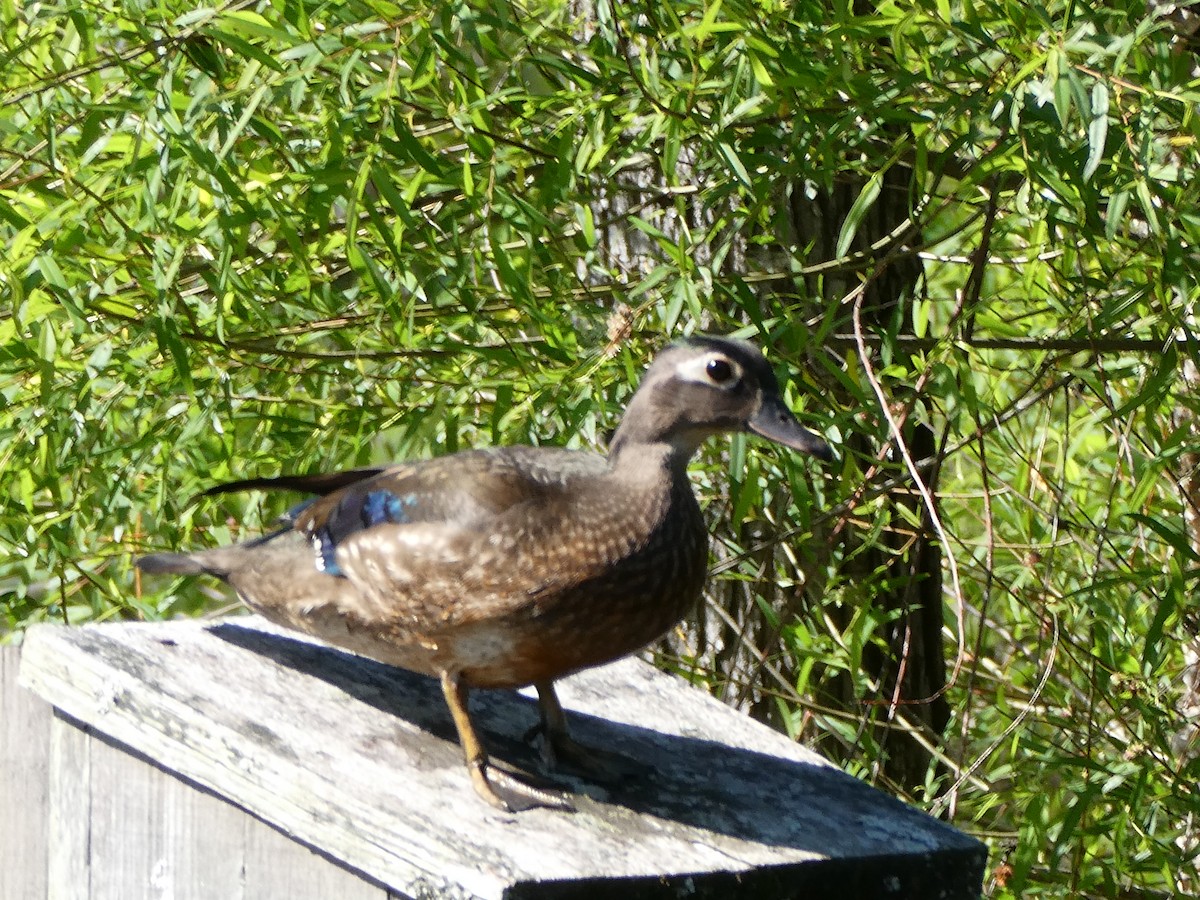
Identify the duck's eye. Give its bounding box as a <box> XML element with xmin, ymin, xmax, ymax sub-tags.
<box><xmin>706</xmin><ymin>357</ymin><xmax>734</xmax><ymax>383</ymax></box>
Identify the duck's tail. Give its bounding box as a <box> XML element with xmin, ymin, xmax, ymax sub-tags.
<box><xmin>136</xmin><ymin>551</ymin><xmax>214</xmax><ymax>577</ymax></box>
<box><xmin>136</xmin><ymin>529</ymin><xmax>290</xmax><ymax>580</ymax></box>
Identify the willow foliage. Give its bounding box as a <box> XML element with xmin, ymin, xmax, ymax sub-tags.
<box><xmin>3</xmin><ymin>1</ymin><xmax>1198</xmax><ymax>895</ymax></box>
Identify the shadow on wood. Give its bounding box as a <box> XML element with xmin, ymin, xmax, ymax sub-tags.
<box><xmin>208</xmin><ymin>621</ymin><xmax>939</xmax><ymax>851</ymax></box>
<box><xmin>9</xmin><ymin>616</ymin><xmax>987</xmax><ymax>899</ymax></box>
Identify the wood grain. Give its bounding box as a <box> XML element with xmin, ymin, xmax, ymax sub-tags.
<box><xmin>14</xmin><ymin>617</ymin><xmax>987</xmax><ymax>899</ymax></box>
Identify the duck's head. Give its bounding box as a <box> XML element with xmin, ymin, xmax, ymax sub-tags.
<box><xmin>609</xmin><ymin>336</ymin><xmax>833</xmax><ymax>465</ymax></box>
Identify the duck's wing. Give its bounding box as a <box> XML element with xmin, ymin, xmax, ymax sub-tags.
<box><xmin>137</xmin><ymin>451</ymin><xmax>531</xmax><ymax>578</ymax></box>
<box><xmin>300</xmin><ymin>447</ymin><xmax>620</xmax><ymax>628</ymax></box>
<box><xmin>286</xmin><ymin>449</ymin><xmax>593</xmax><ymax>571</ymax></box>
<box><xmin>139</xmin><ymin>447</ymin><xmax>612</xmax><ymax>631</ymax></box>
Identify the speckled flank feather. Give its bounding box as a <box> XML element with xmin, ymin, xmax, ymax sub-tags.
<box><xmin>137</xmin><ymin>336</ymin><xmax>831</xmax><ymax>810</ymax></box>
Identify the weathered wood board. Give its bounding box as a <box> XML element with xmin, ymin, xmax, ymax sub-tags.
<box><xmin>1</xmin><ymin>646</ymin><xmax>51</xmax><ymax>900</ymax></box>
<box><xmin>17</xmin><ymin>616</ymin><xmax>986</xmax><ymax>899</ymax></box>
<box><xmin>1</xmin><ymin>644</ymin><xmax>392</xmax><ymax>900</ymax></box>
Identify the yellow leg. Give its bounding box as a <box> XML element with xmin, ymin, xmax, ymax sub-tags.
<box><xmin>533</xmin><ymin>681</ymin><xmax>650</xmax><ymax>782</ymax></box>
<box><xmin>536</xmin><ymin>679</ymin><xmax>570</xmax><ymax>739</ymax></box>
<box><xmin>440</xmin><ymin>671</ymin><xmax>574</xmax><ymax>812</ymax></box>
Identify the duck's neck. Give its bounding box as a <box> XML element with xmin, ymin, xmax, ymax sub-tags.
<box><xmin>607</xmin><ymin>426</ymin><xmax>703</xmax><ymax>481</ymax></box>
<box><xmin>606</xmin><ymin>384</ymin><xmax>710</xmax><ymax>478</ymax></box>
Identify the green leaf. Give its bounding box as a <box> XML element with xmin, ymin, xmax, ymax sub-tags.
<box><xmin>579</xmin><ymin>203</ymin><xmax>595</xmax><ymax>248</ymax></box>
<box><xmin>389</xmin><ymin>119</ymin><xmax>447</xmax><ymax>177</ymax></box>
<box><xmin>1082</xmin><ymin>82</ymin><xmax>1108</xmax><ymax>183</ymax></box>
<box><xmin>715</xmin><ymin>140</ymin><xmax>753</xmax><ymax>189</ymax></box>
<box><xmin>1141</xmin><ymin>584</ymin><xmax>1178</xmax><ymax>672</ymax></box>
<box><xmin>152</xmin><ymin>317</ymin><xmax>194</xmax><ymax>395</ymax></box>
<box><xmin>1105</xmin><ymin>190</ymin><xmax>1129</xmax><ymax>240</ymax></box>
<box><xmin>835</xmin><ymin>172</ymin><xmax>882</xmax><ymax>258</ymax></box>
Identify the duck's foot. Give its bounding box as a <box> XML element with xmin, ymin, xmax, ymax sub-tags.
<box><xmin>441</xmin><ymin>670</ymin><xmax>576</xmax><ymax>813</ymax></box>
<box><xmin>528</xmin><ymin>681</ymin><xmax>653</xmax><ymax>784</ymax></box>
<box><xmin>466</xmin><ymin>758</ymin><xmax>575</xmax><ymax>813</ymax></box>
<box><xmin>528</xmin><ymin>726</ymin><xmax>652</xmax><ymax>783</ymax></box>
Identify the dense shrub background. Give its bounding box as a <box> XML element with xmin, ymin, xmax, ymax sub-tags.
<box><xmin>3</xmin><ymin>1</ymin><xmax>1199</xmax><ymax>895</ymax></box>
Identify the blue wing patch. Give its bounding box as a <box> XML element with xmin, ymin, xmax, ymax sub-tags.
<box><xmin>311</xmin><ymin>490</ymin><xmax>417</xmax><ymax>577</ymax></box>
<box><xmin>361</xmin><ymin>490</ymin><xmax>416</xmax><ymax>527</ymax></box>
<box><xmin>312</xmin><ymin>531</ymin><xmax>343</xmax><ymax>576</ymax></box>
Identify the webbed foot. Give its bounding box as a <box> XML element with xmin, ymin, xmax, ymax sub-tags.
<box><xmin>441</xmin><ymin>670</ymin><xmax>576</xmax><ymax>812</ymax></box>
<box><xmin>466</xmin><ymin>759</ymin><xmax>575</xmax><ymax>813</ymax></box>
<box><xmin>528</xmin><ymin>681</ymin><xmax>653</xmax><ymax>784</ymax></box>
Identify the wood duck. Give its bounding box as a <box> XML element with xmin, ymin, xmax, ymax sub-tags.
<box><xmin>138</xmin><ymin>336</ymin><xmax>831</xmax><ymax>811</ymax></box>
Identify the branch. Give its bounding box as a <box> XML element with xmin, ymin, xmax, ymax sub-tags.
<box><xmin>826</xmin><ymin>334</ymin><xmax>1180</xmax><ymax>354</ymax></box>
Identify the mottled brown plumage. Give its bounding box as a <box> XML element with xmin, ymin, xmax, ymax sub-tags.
<box><xmin>138</xmin><ymin>336</ymin><xmax>831</xmax><ymax>811</ymax></box>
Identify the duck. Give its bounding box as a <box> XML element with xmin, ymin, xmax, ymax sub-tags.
<box><xmin>137</xmin><ymin>336</ymin><xmax>832</xmax><ymax>811</ymax></box>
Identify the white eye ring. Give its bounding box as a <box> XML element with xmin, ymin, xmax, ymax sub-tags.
<box><xmin>675</xmin><ymin>353</ymin><xmax>743</xmax><ymax>390</ymax></box>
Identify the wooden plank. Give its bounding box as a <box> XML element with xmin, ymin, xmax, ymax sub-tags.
<box><xmin>78</xmin><ymin>722</ymin><xmax>388</xmax><ymax>900</ymax></box>
<box><xmin>237</xmin><ymin>809</ymin><xmax>394</xmax><ymax>900</ymax></box>
<box><xmin>0</xmin><ymin>645</ymin><xmax>52</xmax><ymax>900</ymax></box>
<box><xmin>47</xmin><ymin>710</ymin><xmax>91</xmax><ymax>900</ymax></box>
<box><xmin>4</xmin><ymin>644</ymin><xmax>390</xmax><ymax>900</ymax></box>
<box><xmin>19</xmin><ymin>616</ymin><xmax>987</xmax><ymax>899</ymax></box>
<box><xmin>6</xmin><ymin>644</ymin><xmax>421</xmax><ymax>900</ymax></box>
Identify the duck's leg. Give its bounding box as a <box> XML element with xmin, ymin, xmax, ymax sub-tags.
<box><xmin>531</xmin><ymin>680</ymin><xmax>651</xmax><ymax>782</ymax></box>
<box><xmin>439</xmin><ymin>671</ymin><xmax>574</xmax><ymax>812</ymax></box>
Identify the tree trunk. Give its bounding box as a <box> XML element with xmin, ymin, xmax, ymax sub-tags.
<box><xmin>788</xmin><ymin>167</ymin><xmax>950</xmax><ymax>790</ymax></box>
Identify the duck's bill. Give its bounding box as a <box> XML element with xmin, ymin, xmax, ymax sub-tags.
<box><xmin>748</xmin><ymin>396</ymin><xmax>833</xmax><ymax>461</ymax></box>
